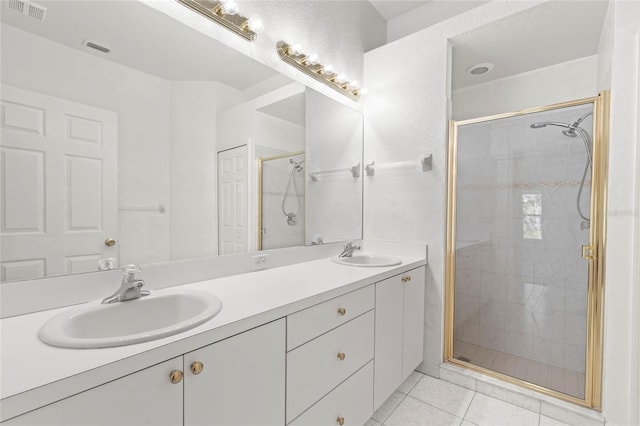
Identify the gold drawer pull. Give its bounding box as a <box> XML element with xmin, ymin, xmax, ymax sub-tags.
<box><xmin>337</xmin><ymin>417</ymin><xmax>345</xmax><ymax>425</ymax></box>
<box><xmin>337</xmin><ymin>307</ymin><xmax>346</xmax><ymax>316</ymax></box>
<box><xmin>191</xmin><ymin>361</ymin><xmax>204</xmax><ymax>375</ymax></box>
<box><xmin>401</xmin><ymin>275</ymin><xmax>412</xmax><ymax>283</ymax></box>
<box><xmin>337</xmin><ymin>352</ymin><xmax>346</xmax><ymax>361</ymax></box>
<box><xmin>169</xmin><ymin>370</ymin><xmax>183</xmax><ymax>384</ymax></box>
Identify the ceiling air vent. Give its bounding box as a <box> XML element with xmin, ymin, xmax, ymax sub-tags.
<box><xmin>5</xmin><ymin>0</ymin><xmax>47</xmax><ymax>22</ymax></box>
<box><xmin>83</xmin><ymin>40</ymin><xmax>111</xmax><ymax>54</ymax></box>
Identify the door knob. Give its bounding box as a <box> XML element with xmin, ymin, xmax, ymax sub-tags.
<box><xmin>104</xmin><ymin>238</ymin><xmax>117</xmax><ymax>247</ymax></box>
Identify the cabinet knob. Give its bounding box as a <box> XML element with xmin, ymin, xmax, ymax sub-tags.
<box><xmin>191</xmin><ymin>361</ymin><xmax>204</xmax><ymax>375</ymax></box>
<box><xmin>169</xmin><ymin>370</ymin><xmax>183</xmax><ymax>384</ymax></box>
<box><xmin>104</xmin><ymin>238</ymin><xmax>116</xmax><ymax>247</ymax></box>
<box><xmin>337</xmin><ymin>352</ymin><xmax>346</xmax><ymax>361</ymax></box>
<box><xmin>337</xmin><ymin>416</ymin><xmax>345</xmax><ymax>425</ymax></box>
<box><xmin>337</xmin><ymin>307</ymin><xmax>346</xmax><ymax>316</ymax></box>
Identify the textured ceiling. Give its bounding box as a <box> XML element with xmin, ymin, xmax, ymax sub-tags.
<box><xmin>452</xmin><ymin>1</ymin><xmax>610</xmax><ymax>89</ymax></box>
<box><xmin>368</xmin><ymin>0</ymin><xmax>431</xmax><ymax>20</ymax></box>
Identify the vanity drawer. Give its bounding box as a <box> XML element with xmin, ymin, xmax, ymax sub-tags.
<box><xmin>289</xmin><ymin>361</ymin><xmax>373</xmax><ymax>426</ymax></box>
<box><xmin>286</xmin><ymin>310</ymin><xmax>374</xmax><ymax>423</ymax></box>
<box><xmin>287</xmin><ymin>285</ymin><xmax>374</xmax><ymax>350</ymax></box>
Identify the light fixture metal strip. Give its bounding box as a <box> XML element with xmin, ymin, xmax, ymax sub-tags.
<box><xmin>276</xmin><ymin>41</ymin><xmax>360</xmax><ymax>101</ymax></box>
<box><xmin>176</xmin><ymin>0</ymin><xmax>256</xmax><ymax>41</ymax></box>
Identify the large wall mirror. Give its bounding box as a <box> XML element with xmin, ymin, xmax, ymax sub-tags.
<box><xmin>0</xmin><ymin>0</ymin><xmax>363</xmax><ymax>283</ymax></box>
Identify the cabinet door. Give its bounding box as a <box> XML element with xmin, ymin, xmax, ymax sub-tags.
<box><xmin>403</xmin><ymin>266</ymin><xmax>426</xmax><ymax>379</ymax></box>
<box><xmin>373</xmin><ymin>274</ymin><xmax>404</xmax><ymax>410</ymax></box>
<box><xmin>5</xmin><ymin>358</ymin><xmax>183</xmax><ymax>426</ymax></box>
<box><xmin>184</xmin><ymin>318</ymin><xmax>286</xmax><ymax>426</ymax></box>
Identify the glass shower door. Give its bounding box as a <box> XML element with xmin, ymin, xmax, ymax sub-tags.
<box><xmin>446</xmin><ymin>96</ymin><xmax>608</xmax><ymax>406</ymax></box>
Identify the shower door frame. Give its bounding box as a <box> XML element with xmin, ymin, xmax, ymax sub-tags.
<box><xmin>257</xmin><ymin>151</ymin><xmax>305</xmax><ymax>251</ymax></box>
<box><xmin>444</xmin><ymin>91</ymin><xmax>610</xmax><ymax>409</ymax></box>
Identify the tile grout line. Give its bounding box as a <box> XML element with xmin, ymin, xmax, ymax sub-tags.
<box><xmin>461</xmin><ymin>390</ymin><xmax>478</xmax><ymax>423</ymax></box>
<box><xmin>381</xmin><ymin>391</ymin><xmax>408</xmax><ymax>424</ymax></box>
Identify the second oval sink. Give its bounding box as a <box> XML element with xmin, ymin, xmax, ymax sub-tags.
<box><xmin>332</xmin><ymin>253</ymin><xmax>402</xmax><ymax>267</ymax></box>
<box><xmin>39</xmin><ymin>289</ymin><xmax>222</xmax><ymax>349</ymax></box>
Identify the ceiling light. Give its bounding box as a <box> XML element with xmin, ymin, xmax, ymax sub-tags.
<box><xmin>276</xmin><ymin>41</ymin><xmax>361</xmax><ymax>101</ymax></box>
<box><xmin>466</xmin><ymin>63</ymin><xmax>494</xmax><ymax>76</ymax></box>
<box><xmin>177</xmin><ymin>0</ymin><xmax>259</xmax><ymax>41</ymax></box>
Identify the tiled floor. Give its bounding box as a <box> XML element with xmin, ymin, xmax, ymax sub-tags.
<box><xmin>454</xmin><ymin>341</ymin><xmax>585</xmax><ymax>399</ymax></box>
<box><xmin>367</xmin><ymin>372</ymin><xmax>576</xmax><ymax>426</ymax></box>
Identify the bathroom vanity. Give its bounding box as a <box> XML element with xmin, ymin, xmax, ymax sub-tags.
<box><xmin>0</xmin><ymin>255</ymin><xmax>426</xmax><ymax>425</ymax></box>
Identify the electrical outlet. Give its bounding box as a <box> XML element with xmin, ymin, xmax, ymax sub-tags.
<box><xmin>251</xmin><ymin>254</ymin><xmax>270</xmax><ymax>270</ymax></box>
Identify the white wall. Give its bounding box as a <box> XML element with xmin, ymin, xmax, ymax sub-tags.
<box><xmin>386</xmin><ymin>1</ymin><xmax>490</xmax><ymax>43</ymax></box>
<box><xmin>452</xmin><ymin>55</ymin><xmax>598</xmax><ymax>120</ymax></box>
<box><xmin>364</xmin><ymin>1</ymin><xmax>548</xmax><ymax>377</ymax></box>
<box><xmin>598</xmin><ymin>1</ymin><xmax>640</xmax><ymax>424</ymax></box>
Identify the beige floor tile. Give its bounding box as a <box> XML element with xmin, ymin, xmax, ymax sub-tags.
<box><xmin>409</xmin><ymin>375</ymin><xmax>475</xmax><ymax>418</ymax></box>
<box><xmin>386</xmin><ymin>397</ymin><xmax>463</xmax><ymax>426</ymax></box>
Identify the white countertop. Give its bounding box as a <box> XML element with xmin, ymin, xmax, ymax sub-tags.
<box><xmin>0</xmin><ymin>255</ymin><xmax>425</xmax><ymax>421</ymax></box>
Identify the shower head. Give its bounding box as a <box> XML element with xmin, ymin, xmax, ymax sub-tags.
<box><xmin>530</xmin><ymin>122</ymin><xmax>548</xmax><ymax>129</ymax></box>
<box><xmin>289</xmin><ymin>158</ymin><xmax>305</xmax><ymax>172</ymax></box>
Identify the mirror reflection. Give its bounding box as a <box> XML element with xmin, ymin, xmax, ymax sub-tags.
<box><xmin>0</xmin><ymin>0</ymin><xmax>363</xmax><ymax>283</ymax></box>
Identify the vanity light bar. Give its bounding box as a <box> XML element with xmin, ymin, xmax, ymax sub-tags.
<box><xmin>176</xmin><ymin>0</ymin><xmax>259</xmax><ymax>41</ymax></box>
<box><xmin>276</xmin><ymin>41</ymin><xmax>361</xmax><ymax>101</ymax></box>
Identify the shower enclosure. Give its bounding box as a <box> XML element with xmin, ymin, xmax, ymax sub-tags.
<box><xmin>445</xmin><ymin>93</ymin><xmax>609</xmax><ymax>408</ymax></box>
<box><xmin>258</xmin><ymin>152</ymin><xmax>305</xmax><ymax>250</ymax></box>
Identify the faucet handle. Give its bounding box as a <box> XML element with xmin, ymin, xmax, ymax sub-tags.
<box><xmin>122</xmin><ymin>264</ymin><xmax>141</xmax><ymax>281</ymax></box>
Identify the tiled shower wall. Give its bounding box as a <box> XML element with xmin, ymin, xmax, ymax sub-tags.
<box><xmin>454</xmin><ymin>105</ymin><xmax>593</xmax><ymax>374</ymax></box>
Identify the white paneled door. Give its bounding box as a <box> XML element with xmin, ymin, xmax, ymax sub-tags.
<box><xmin>0</xmin><ymin>85</ymin><xmax>117</xmax><ymax>282</ymax></box>
<box><xmin>217</xmin><ymin>145</ymin><xmax>248</xmax><ymax>255</ymax></box>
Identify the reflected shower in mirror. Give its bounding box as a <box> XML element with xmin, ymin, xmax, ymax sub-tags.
<box><xmin>0</xmin><ymin>0</ymin><xmax>363</xmax><ymax>283</ymax></box>
<box><xmin>259</xmin><ymin>153</ymin><xmax>306</xmax><ymax>250</ymax></box>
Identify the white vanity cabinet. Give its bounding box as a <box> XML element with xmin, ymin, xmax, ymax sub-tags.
<box><xmin>184</xmin><ymin>318</ymin><xmax>285</xmax><ymax>425</ymax></box>
<box><xmin>5</xmin><ymin>319</ymin><xmax>286</xmax><ymax>426</ymax></box>
<box><xmin>286</xmin><ymin>285</ymin><xmax>375</xmax><ymax>425</ymax></box>
<box><xmin>4</xmin><ymin>357</ymin><xmax>184</xmax><ymax>426</ymax></box>
<box><xmin>373</xmin><ymin>266</ymin><xmax>426</xmax><ymax>410</ymax></box>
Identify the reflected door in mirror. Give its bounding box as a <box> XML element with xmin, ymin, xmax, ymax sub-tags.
<box><xmin>0</xmin><ymin>85</ymin><xmax>118</xmax><ymax>282</ymax></box>
<box><xmin>217</xmin><ymin>146</ymin><xmax>248</xmax><ymax>255</ymax></box>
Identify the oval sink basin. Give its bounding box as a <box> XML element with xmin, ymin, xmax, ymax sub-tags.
<box><xmin>39</xmin><ymin>289</ymin><xmax>222</xmax><ymax>349</ymax></box>
<box><xmin>332</xmin><ymin>253</ymin><xmax>402</xmax><ymax>267</ymax></box>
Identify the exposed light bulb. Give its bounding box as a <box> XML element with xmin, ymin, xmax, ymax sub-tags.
<box><xmin>220</xmin><ymin>0</ymin><xmax>238</xmax><ymax>15</ymax></box>
<box><xmin>247</xmin><ymin>16</ymin><xmax>264</xmax><ymax>33</ymax></box>
<box><xmin>348</xmin><ymin>80</ymin><xmax>359</xmax><ymax>89</ymax></box>
<box><xmin>292</xmin><ymin>44</ymin><xmax>303</xmax><ymax>55</ymax></box>
<box><xmin>336</xmin><ymin>74</ymin><xmax>347</xmax><ymax>83</ymax></box>
<box><xmin>360</xmin><ymin>88</ymin><xmax>369</xmax><ymax>96</ymax></box>
<box><xmin>323</xmin><ymin>64</ymin><xmax>333</xmax><ymax>74</ymax></box>
<box><xmin>307</xmin><ymin>53</ymin><xmax>319</xmax><ymax>64</ymax></box>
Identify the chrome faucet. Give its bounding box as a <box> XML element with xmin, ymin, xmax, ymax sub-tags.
<box><xmin>102</xmin><ymin>264</ymin><xmax>150</xmax><ymax>304</ymax></box>
<box><xmin>338</xmin><ymin>240</ymin><xmax>361</xmax><ymax>258</ymax></box>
